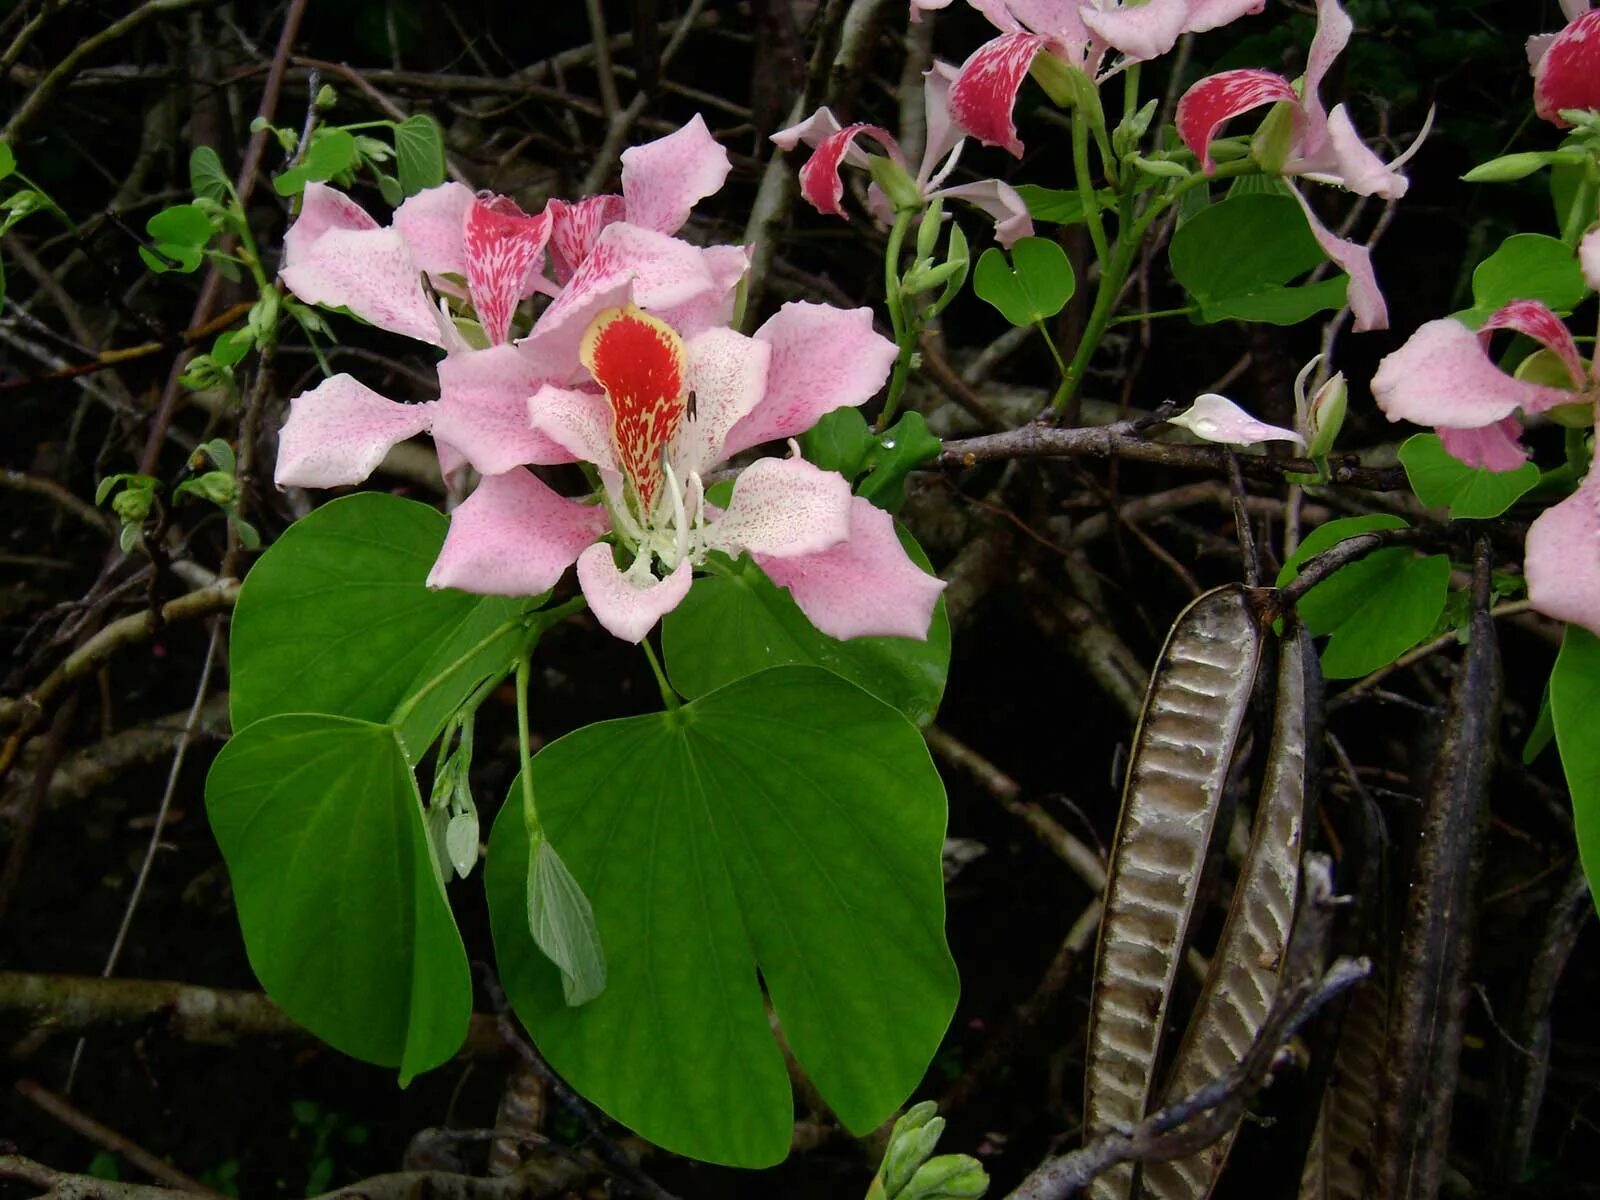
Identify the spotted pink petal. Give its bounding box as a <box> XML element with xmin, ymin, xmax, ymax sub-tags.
<box><xmin>770</xmin><ymin>107</ymin><xmax>848</xmax><ymax>155</ymax></box>
<box><xmin>949</xmin><ymin>33</ymin><xmax>1048</xmax><ymax>158</ymax></box>
<box><xmin>464</xmin><ymin>195</ymin><xmax>552</xmax><ymax>346</ymax></box>
<box><xmin>429</xmin><ymin>345</ymin><xmax>572</xmax><ymax>476</ymax></box>
<box><xmin>1526</xmin><ymin>471</ymin><xmax>1600</xmax><ymax>636</ymax></box>
<box><xmin>576</xmin><ymin>546</ymin><xmax>694</xmax><ymax>642</ymax></box>
<box><xmin>1082</xmin><ymin>0</ymin><xmax>1191</xmax><ymax>62</ymax></box>
<box><xmin>280</xmin><ymin>227</ymin><xmax>443</xmax><ymax>345</ymax></box>
<box><xmin>1480</xmin><ymin>299</ymin><xmax>1588</xmax><ymax>391</ymax></box>
<box><xmin>796</xmin><ymin>123</ymin><xmax>904</xmax><ymax>220</ymax></box>
<box><xmin>436</xmin><ymin>438</ymin><xmax>469</xmax><ymax>492</ymax></box>
<box><xmin>1315</xmin><ymin>104</ymin><xmax>1408</xmax><ymax>199</ymax></box>
<box><xmin>1439</xmin><ymin>418</ymin><xmax>1529</xmax><ymax>472</ymax></box>
<box><xmin>1168</xmin><ymin>393</ymin><xmax>1306</xmax><ymax>448</ymax></box>
<box><xmin>527</xmin><ymin>384</ymin><xmax>618</xmax><ymax>472</ymax></box>
<box><xmin>757</xmin><ymin>496</ymin><xmax>946</xmax><ymax>641</ymax></box>
<box><xmin>1535</xmin><ymin>10</ymin><xmax>1600</xmax><ymax>126</ymax></box>
<box><xmin>931</xmin><ymin>180</ymin><xmax>1035</xmax><ymax>248</ymax></box>
<box><xmin>551</xmin><ymin>222</ymin><xmax>716</xmax><ymax>318</ymax></box>
<box><xmin>706</xmin><ymin>457</ymin><xmax>853</xmax><ymax>559</ymax></box>
<box><xmin>1287</xmin><ymin>185</ymin><xmax>1388</xmax><ymax>332</ymax></box>
<box><xmin>1301</xmin><ymin>0</ymin><xmax>1354</xmax><ymax>150</ymax></box>
<box><xmin>427</xmin><ymin>469</ymin><xmax>607</xmax><ymax>597</ymax></box>
<box><xmin>723</xmin><ymin>302</ymin><xmax>898</xmax><ymax>458</ymax></box>
<box><xmin>1372</xmin><ymin>318</ymin><xmax>1576</xmax><ymax>429</ymax></box>
<box><xmin>671</xmin><ymin>327</ymin><xmax>772</xmax><ymax>479</ymax></box>
<box><xmin>1583</xmin><ymin>226</ymin><xmax>1600</xmax><ymax>293</ymax></box>
<box><xmin>546</xmin><ymin>194</ymin><xmax>628</xmax><ymax>284</ymax></box>
<box><xmin>392</xmin><ymin>182</ymin><xmax>473</xmax><ymax>277</ymax></box>
<box><xmin>619</xmin><ymin>114</ymin><xmax>732</xmax><ymax>236</ymax></box>
<box><xmin>652</xmin><ymin>243</ymin><xmax>752</xmax><ymax>340</ymax></box>
<box><xmin>1176</xmin><ymin>70</ymin><xmax>1298</xmax><ymax>175</ymax></box>
<box><xmin>520</xmin><ymin>272</ymin><xmax>637</xmax><ymax>387</ymax></box>
<box><xmin>274</xmin><ymin>374</ymin><xmax>433</xmax><ymax>489</ymax></box>
<box><xmin>1185</xmin><ymin>0</ymin><xmax>1269</xmax><ymax>33</ymax></box>
<box><xmin>282</xmin><ymin>183</ymin><xmax>379</xmax><ymax>271</ymax></box>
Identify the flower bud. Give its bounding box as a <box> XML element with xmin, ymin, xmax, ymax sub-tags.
<box><xmin>1305</xmin><ymin>372</ymin><xmax>1348</xmax><ymax>458</ymax></box>
<box><xmin>916</xmin><ymin>198</ymin><xmax>946</xmax><ymax>261</ymax></box>
<box><xmin>315</xmin><ymin>84</ymin><xmax>339</xmax><ymax>110</ymax></box>
<box><xmin>904</xmin><ymin>1154</ymin><xmax>989</xmax><ymax>1199</ymax></box>
<box><xmin>868</xmin><ymin>155</ymin><xmax>924</xmax><ymax>214</ymax></box>
<box><xmin>1250</xmin><ymin>99</ymin><xmax>1298</xmax><ymax>175</ymax></box>
<box><xmin>112</xmin><ymin>487</ymin><xmax>153</xmax><ymax>524</ymax></box>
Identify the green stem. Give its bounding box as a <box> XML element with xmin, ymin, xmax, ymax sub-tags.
<box><xmin>1072</xmin><ymin>107</ymin><xmax>1110</xmax><ymax>264</ymax></box>
<box><xmin>640</xmin><ymin>637</ymin><xmax>680</xmax><ymax>711</ymax></box>
<box><xmin>1110</xmin><ymin>305</ymin><xmax>1199</xmax><ymax>324</ymax></box>
<box><xmin>515</xmin><ymin>653</ymin><xmax>541</xmax><ymax>836</ymax></box>
<box><xmin>388</xmin><ymin>617</ymin><xmax>523</xmax><ymax>734</ymax></box>
<box><xmin>878</xmin><ymin>210</ymin><xmax>917</xmax><ymax>430</ymax></box>
<box><xmin>1561</xmin><ymin>164</ymin><xmax>1598</xmax><ymax>247</ymax></box>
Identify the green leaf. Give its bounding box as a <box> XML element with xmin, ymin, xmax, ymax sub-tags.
<box><xmin>273</xmin><ymin>128</ymin><xmax>361</xmax><ymax>197</ymax></box>
<box><xmin>1169</xmin><ymin>193</ymin><xmax>1349</xmax><ymax>325</ymax></box>
<box><xmin>146</xmin><ymin>204</ymin><xmax>214</xmax><ymax>248</ymax></box>
<box><xmin>1552</xmin><ymin>626</ymin><xmax>1600</xmax><ymax>914</ymax></box>
<box><xmin>0</xmin><ymin>141</ymin><xmax>14</xmax><ymax>180</ymax></box>
<box><xmin>1524</xmin><ymin>679</ymin><xmax>1554</xmax><ymax>766</ymax></box>
<box><xmin>394</xmin><ymin>114</ymin><xmax>446</xmax><ymax>197</ymax></box>
<box><xmin>973</xmin><ymin>237</ymin><xmax>1075</xmax><ymax>327</ymax></box>
<box><xmin>228</xmin><ymin>493</ymin><xmax>527</xmax><ymax>760</ymax></box>
<box><xmin>189</xmin><ymin>146</ymin><xmax>232</xmax><ymax>203</ymax></box>
<box><xmin>661</xmin><ymin>534</ymin><xmax>950</xmax><ymax>724</ymax></box>
<box><xmin>1276</xmin><ymin>514</ymin><xmax>1410</xmax><ymax>585</ymax></box>
<box><xmin>1469</xmin><ymin>233</ymin><xmax>1588</xmax><ymax>315</ymax></box>
<box><xmin>858</xmin><ymin>412</ymin><xmax>942</xmax><ymax>512</ymax></box>
<box><xmin>485</xmin><ymin>667</ymin><xmax>956</xmax><ymax>1166</ymax></box>
<box><xmin>524</xmin><ymin>832</ymin><xmax>607</xmax><ymax>1006</ymax></box>
<box><xmin>1398</xmin><ymin>433</ymin><xmax>1540</xmax><ymax>519</ymax></box>
<box><xmin>205</xmin><ymin>714</ymin><xmax>472</xmax><ymax>1081</ymax></box>
<box><xmin>1012</xmin><ymin>184</ymin><xmax>1115</xmax><ymax>225</ymax></box>
<box><xmin>376</xmin><ymin>173</ymin><xmax>404</xmax><ymax>209</ymax></box>
<box><xmin>801</xmin><ymin>407</ymin><xmax>875</xmax><ymax>481</ymax></box>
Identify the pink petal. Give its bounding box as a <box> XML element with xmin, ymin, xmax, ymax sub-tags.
<box><xmin>1287</xmin><ymin>185</ymin><xmax>1388</xmax><ymax>332</ymax></box>
<box><xmin>427</xmin><ymin>469</ymin><xmax>607</xmax><ymax>596</ymax></box>
<box><xmin>651</xmin><ymin>243</ymin><xmax>752</xmax><ymax>340</ymax></box>
<box><xmin>546</xmin><ymin>194</ymin><xmax>627</xmax><ymax>284</ymax></box>
<box><xmin>1176</xmin><ymin>70</ymin><xmax>1298</xmax><ymax>175</ymax></box>
<box><xmin>910</xmin><ymin>0</ymin><xmax>957</xmax><ymax>19</ymax></box>
<box><xmin>520</xmin><ymin>273</ymin><xmax>637</xmax><ymax>386</ymax></box>
<box><xmin>464</xmin><ymin>195</ymin><xmax>552</xmax><ymax>346</ymax></box>
<box><xmin>1302</xmin><ymin>0</ymin><xmax>1354</xmax><ymax>146</ymax></box>
<box><xmin>770</xmin><ymin>107</ymin><xmax>848</xmax><ymax>155</ymax></box>
<box><xmin>1480</xmin><ymin>299</ymin><xmax>1589</xmax><ymax>391</ymax></box>
<box><xmin>920</xmin><ymin>63</ymin><xmax>965</xmax><ymax>186</ymax></box>
<box><xmin>949</xmin><ymin>33</ymin><xmax>1047</xmax><ymax>158</ymax></box>
<box><xmin>576</xmin><ymin>546</ymin><xmax>694</xmax><ymax>643</ymax></box>
<box><xmin>1528</xmin><ymin>32</ymin><xmax>1559</xmax><ymax>73</ymax></box>
<box><xmin>274</xmin><ymin>374</ymin><xmax>433</xmax><ymax>489</ymax></box>
<box><xmin>1439</xmin><ymin>418</ymin><xmax>1529</xmax><ymax>472</ymax></box>
<box><xmin>757</xmin><ymin>496</ymin><xmax>946</xmax><ymax>641</ymax></box>
<box><xmin>1372</xmin><ymin>318</ymin><xmax>1575</xmax><ymax>429</ymax></box>
<box><xmin>282</xmin><ymin>183</ymin><xmax>378</xmax><ymax>271</ymax></box>
<box><xmin>1583</xmin><ymin>226</ymin><xmax>1600</xmax><ymax>293</ymax></box>
<box><xmin>1535</xmin><ymin>10</ymin><xmax>1600</xmax><ymax>126</ymax></box>
<box><xmin>672</xmin><ymin>328</ymin><xmax>772</xmax><ymax>478</ymax></box>
<box><xmin>430</xmin><ymin>345</ymin><xmax>571</xmax><ymax>476</ymax></box>
<box><xmin>527</xmin><ymin>384</ymin><xmax>619</xmax><ymax>472</ymax></box>
<box><xmin>280</xmin><ymin>227</ymin><xmax>443</xmax><ymax>346</ymax></box>
<box><xmin>931</xmin><ymin>180</ymin><xmax>1035</xmax><ymax>248</ymax></box>
<box><xmin>706</xmin><ymin>457</ymin><xmax>853</xmax><ymax>558</ymax></box>
<box><xmin>724</xmin><ymin>302</ymin><xmax>898</xmax><ymax>458</ymax></box>
<box><xmin>392</xmin><ymin>182</ymin><xmax>473</xmax><ymax>277</ymax></box>
<box><xmin>1563</xmin><ymin>0</ymin><xmax>1593</xmax><ymax>22</ymax></box>
<box><xmin>1184</xmin><ymin>0</ymin><xmax>1268</xmax><ymax>33</ymax></box>
<box><xmin>1526</xmin><ymin>472</ymin><xmax>1600</xmax><ymax>636</ymax></box>
<box><xmin>436</xmin><ymin>438</ymin><xmax>468</xmax><ymax>492</ymax></box>
<box><xmin>797</xmin><ymin>123</ymin><xmax>904</xmax><ymax>220</ymax></box>
<box><xmin>1082</xmin><ymin>0</ymin><xmax>1191</xmax><ymax>62</ymax></box>
<box><xmin>619</xmin><ymin>114</ymin><xmax>732</xmax><ymax>236</ymax></box>
<box><xmin>554</xmin><ymin>222</ymin><xmax>716</xmax><ymax>316</ymax></box>
<box><xmin>1168</xmin><ymin>392</ymin><xmax>1306</xmax><ymax>448</ymax></box>
<box><xmin>1316</xmin><ymin>104</ymin><xmax>1408</xmax><ymax>199</ymax></box>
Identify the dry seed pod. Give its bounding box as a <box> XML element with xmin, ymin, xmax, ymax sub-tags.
<box><xmin>1298</xmin><ymin>958</ymin><xmax>1389</xmax><ymax>1200</ymax></box>
<box><xmin>1141</xmin><ymin>622</ymin><xmax>1315</xmax><ymax>1200</ymax></box>
<box><xmin>1084</xmin><ymin>585</ymin><xmax>1266</xmax><ymax>1200</ymax></box>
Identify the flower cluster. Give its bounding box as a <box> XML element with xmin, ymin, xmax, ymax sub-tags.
<box><xmin>273</xmin><ymin>116</ymin><xmax>945</xmax><ymax>644</ymax></box>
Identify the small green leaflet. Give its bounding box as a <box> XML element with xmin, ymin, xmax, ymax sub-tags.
<box><xmin>0</xmin><ymin>141</ymin><xmax>15</xmax><ymax>180</ymax></box>
<box><xmin>273</xmin><ymin>128</ymin><xmax>360</xmax><ymax>197</ymax></box>
<box><xmin>524</xmin><ymin>827</ymin><xmax>607</xmax><ymax>1006</ymax></box>
<box><xmin>1466</xmin><ymin>233</ymin><xmax>1589</xmax><ymax>319</ymax></box>
<box><xmin>393</xmin><ymin>114</ymin><xmax>446</xmax><ymax>197</ymax></box>
<box><xmin>189</xmin><ymin>145</ymin><xmax>232</xmax><ymax>203</ymax></box>
<box><xmin>973</xmin><ymin>236</ymin><xmax>1075</xmax><ymax>327</ymax></box>
<box><xmin>1013</xmin><ymin>184</ymin><xmax>1115</xmax><ymax>225</ymax></box>
<box><xmin>140</xmin><ymin>204</ymin><xmax>214</xmax><ymax>274</ymax></box>
<box><xmin>1398</xmin><ymin>433</ymin><xmax>1540</xmax><ymax>519</ymax></box>
<box><xmin>1551</xmin><ymin>626</ymin><xmax>1600</xmax><ymax>914</ymax></box>
<box><xmin>799</xmin><ymin>408</ymin><xmax>943</xmax><ymax>513</ymax></box>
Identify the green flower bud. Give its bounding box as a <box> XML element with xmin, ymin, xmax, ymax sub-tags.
<box><xmin>1305</xmin><ymin>371</ymin><xmax>1347</xmax><ymax>459</ymax></box>
<box><xmin>904</xmin><ymin>1154</ymin><xmax>989</xmax><ymax>1200</ymax></box>
<box><xmin>185</xmin><ymin>470</ymin><xmax>239</xmax><ymax>506</ymax></box>
<box><xmin>315</xmin><ymin>84</ymin><xmax>338</xmax><ymax>110</ymax></box>
<box><xmin>868</xmin><ymin>154</ymin><xmax>924</xmax><ymax>214</ymax></box>
<box><xmin>916</xmin><ymin>199</ymin><xmax>947</xmax><ymax>262</ymax></box>
<box><xmin>1129</xmin><ymin>154</ymin><xmax>1190</xmax><ymax>179</ymax></box>
<box><xmin>112</xmin><ymin>487</ymin><xmax>152</xmax><ymax>524</ymax></box>
<box><xmin>1250</xmin><ymin>98</ymin><xmax>1298</xmax><ymax>176</ymax></box>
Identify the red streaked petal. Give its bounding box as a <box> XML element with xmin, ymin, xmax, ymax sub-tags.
<box><xmin>1535</xmin><ymin>10</ymin><xmax>1600</xmax><ymax>126</ymax></box>
<box><xmin>949</xmin><ymin>33</ymin><xmax>1047</xmax><ymax>158</ymax></box>
<box><xmin>797</xmin><ymin>123</ymin><xmax>903</xmax><ymax>219</ymax></box>
<box><xmin>580</xmin><ymin>305</ymin><xmax>689</xmax><ymax>511</ymax></box>
<box><xmin>1480</xmin><ymin>298</ymin><xmax>1588</xmax><ymax>392</ymax></box>
<box><xmin>464</xmin><ymin>194</ymin><xmax>552</xmax><ymax>346</ymax></box>
<box><xmin>1176</xmin><ymin>70</ymin><xmax>1297</xmax><ymax>174</ymax></box>
<box><xmin>547</xmin><ymin>194</ymin><xmax>627</xmax><ymax>284</ymax></box>
<box><xmin>392</xmin><ymin>182</ymin><xmax>473</xmax><ymax>277</ymax></box>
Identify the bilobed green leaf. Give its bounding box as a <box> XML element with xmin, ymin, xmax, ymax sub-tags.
<box><xmin>857</xmin><ymin>411</ymin><xmax>942</xmax><ymax>512</ymax></box>
<box><xmin>1398</xmin><ymin>433</ymin><xmax>1540</xmax><ymax>519</ymax></box>
<box><xmin>205</xmin><ymin>714</ymin><xmax>472</xmax><ymax>1081</ymax></box>
<box><xmin>661</xmin><ymin>531</ymin><xmax>950</xmax><ymax>724</ymax></box>
<box><xmin>485</xmin><ymin>667</ymin><xmax>956</xmax><ymax>1166</ymax></box>
<box><xmin>1551</xmin><ymin>627</ymin><xmax>1600</xmax><ymax>914</ymax></box>
<box><xmin>273</xmin><ymin>128</ymin><xmax>361</xmax><ymax>196</ymax></box>
<box><xmin>1013</xmin><ymin>184</ymin><xmax>1116</xmax><ymax>225</ymax></box>
<box><xmin>1169</xmin><ymin>193</ymin><xmax>1349</xmax><ymax>326</ymax></box>
<box><xmin>1469</xmin><ymin>233</ymin><xmax>1588</xmax><ymax>315</ymax></box>
<box><xmin>394</xmin><ymin>114</ymin><xmax>446</xmax><ymax>196</ymax></box>
<box><xmin>524</xmin><ymin>832</ymin><xmax>606</xmax><ymax>1006</ymax></box>
<box><xmin>228</xmin><ymin>493</ymin><xmax>527</xmax><ymax>760</ymax></box>
<box><xmin>189</xmin><ymin>146</ymin><xmax>232</xmax><ymax>203</ymax></box>
<box><xmin>147</xmin><ymin>204</ymin><xmax>214</xmax><ymax>248</ymax></box>
<box><xmin>973</xmin><ymin>236</ymin><xmax>1075</xmax><ymax>326</ymax></box>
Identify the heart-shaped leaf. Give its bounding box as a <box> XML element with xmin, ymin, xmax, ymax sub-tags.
<box><xmin>394</xmin><ymin>114</ymin><xmax>446</xmax><ymax>197</ymax></box>
<box><xmin>1469</xmin><ymin>232</ymin><xmax>1589</xmax><ymax>317</ymax></box>
<box><xmin>973</xmin><ymin>236</ymin><xmax>1075</xmax><ymax>326</ymax></box>
<box><xmin>1552</xmin><ymin>627</ymin><xmax>1600</xmax><ymax>914</ymax></box>
<box><xmin>1398</xmin><ymin>433</ymin><xmax>1541</xmax><ymax>519</ymax></box>
<box><xmin>485</xmin><ymin>666</ymin><xmax>956</xmax><ymax>1166</ymax></box>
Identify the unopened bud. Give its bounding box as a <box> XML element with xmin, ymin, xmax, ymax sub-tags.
<box><xmin>112</xmin><ymin>488</ymin><xmax>152</xmax><ymax>524</ymax></box>
<box><xmin>186</xmin><ymin>470</ymin><xmax>239</xmax><ymax>506</ymax></box>
<box><xmin>916</xmin><ymin>198</ymin><xmax>946</xmax><ymax>261</ymax></box>
<box><xmin>1305</xmin><ymin>372</ymin><xmax>1347</xmax><ymax>458</ymax></box>
<box><xmin>1250</xmin><ymin>97</ymin><xmax>1298</xmax><ymax>175</ymax></box>
<box><xmin>904</xmin><ymin>1154</ymin><xmax>989</xmax><ymax>1199</ymax></box>
<box><xmin>315</xmin><ymin>84</ymin><xmax>338</xmax><ymax>110</ymax></box>
<box><xmin>868</xmin><ymin>155</ymin><xmax>924</xmax><ymax>214</ymax></box>
<box><xmin>1129</xmin><ymin>154</ymin><xmax>1190</xmax><ymax>179</ymax></box>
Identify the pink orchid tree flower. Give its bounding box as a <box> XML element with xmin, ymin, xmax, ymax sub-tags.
<box><xmin>772</xmin><ymin>64</ymin><xmax>1034</xmax><ymax>247</ymax></box>
<box><xmin>1174</xmin><ymin>0</ymin><xmax>1431</xmax><ymax>331</ymax></box>
<box><xmin>426</xmin><ymin>302</ymin><xmax>945</xmax><ymax>644</ymax></box>
<box><xmin>1372</xmin><ymin>298</ymin><xmax>1595</xmax><ymax>471</ymax></box>
<box><xmin>1167</xmin><ymin>392</ymin><xmax>1306</xmax><ymax>449</ymax></box>
<box><xmin>1528</xmin><ymin>3</ymin><xmax>1600</xmax><ymax>127</ymax></box>
<box><xmin>934</xmin><ymin>0</ymin><xmax>1264</xmax><ymax>157</ymax></box>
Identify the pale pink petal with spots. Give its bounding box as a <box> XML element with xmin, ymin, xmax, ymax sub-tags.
<box><xmin>1287</xmin><ymin>185</ymin><xmax>1388</xmax><ymax>332</ymax></box>
<box><xmin>797</xmin><ymin>123</ymin><xmax>903</xmax><ymax>219</ymax></box>
<box><xmin>1535</xmin><ymin>10</ymin><xmax>1600</xmax><ymax>126</ymax></box>
<box><xmin>757</xmin><ymin>497</ymin><xmax>946</xmax><ymax>641</ymax></box>
<box><xmin>1168</xmin><ymin>393</ymin><xmax>1305</xmax><ymax>448</ymax></box>
<box><xmin>392</xmin><ymin>181</ymin><xmax>473</xmax><ymax>276</ymax></box>
<box><xmin>274</xmin><ymin>374</ymin><xmax>433</xmax><ymax>488</ymax></box>
<box><xmin>671</xmin><ymin>327</ymin><xmax>771</xmax><ymax>478</ymax></box>
<box><xmin>1372</xmin><ymin>318</ymin><xmax>1574</xmax><ymax>428</ymax></box>
<box><xmin>546</xmin><ymin>194</ymin><xmax>627</xmax><ymax>283</ymax></box>
<box><xmin>949</xmin><ymin>33</ymin><xmax>1047</xmax><ymax>158</ymax></box>
<box><xmin>652</xmin><ymin>243</ymin><xmax>751</xmax><ymax>340</ymax></box>
<box><xmin>280</xmin><ymin>226</ymin><xmax>443</xmax><ymax>345</ymax></box>
<box><xmin>576</xmin><ymin>547</ymin><xmax>694</xmax><ymax>642</ymax></box>
<box><xmin>619</xmin><ymin>114</ymin><xmax>732</xmax><ymax>235</ymax></box>
<box><xmin>920</xmin><ymin>63</ymin><xmax>964</xmax><ymax>186</ymax></box>
<box><xmin>1481</xmin><ymin>299</ymin><xmax>1589</xmax><ymax>392</ymax></box>
<box><xmin>282</xmin><ymin>182</ymin><xmax>378</xmax><ymax>270</ymax></box>
<box><xmin>520</xmin><ymin>273</ymin><xmax>636</xmax><ymax>386</ymax></box>
<box><xmin>1184</xmin><ymin>0</ymin><xmax>1268</xmax><ymax>33</ymax></box>
<box><xmin>427</xmin><ymin>469</ymin><xmax>607</xmax><ymax>597</ymax></box>
<box><xmin>1314</xmin><ymin>104</ymin><xmax>1408</xmax><ymax>198</ymax></box>
<box><xmin>933</xmin><ymin>180</ymin><xmax>1034</xmax><ymax>248</ymax></box>
<box><xmin>430</xmin><ymin>345</ymin><xmax>571</xmax><ymax>475</ymax></box>
<box><xmin>1301</xmin><ymin>0</ymin><xmax>1354</xmax><ymax>148</ymax></box>
<box><xmin>1082</xmin><ymin>0</ymin><xmax>1191</xmax><ymax>62</ymax></box>
<box><xmin>1526</xmin><ymin>472</ymin><xmax>1600</xmax><ymax>636</ymax></box>
<box><xmin>1176</xmin><ymin>69</ymin><xmax>1298</xmax><ymax>175</ymax></box>
<box><xmin>464</xmin><ymin>196</ymin><xmax>552</xmax><ymax>346</ymax></box>
<box><xmin>1439</xmin><ymin>418</ymin><xmax>1529</xmax><ymax>472</ymax></box>
<box><xmin>705</xmin><ymin>456</ymin><xmax>853</xmax><ymax>558</ymax></box>
<box><xmin>527</xmin><ymin>384</ymin><xmax>619</xmax><ymax>472</ymax></box>
<box><xmin>436</xmin><ymin>438</ymin><xmax>468</xmax><ymax>491</ymax></box>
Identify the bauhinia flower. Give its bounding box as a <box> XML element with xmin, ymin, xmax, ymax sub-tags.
<box><xmin>928</xmin><ymin>0</ymin><xmax>1264</xmax><ymax>157</ymax></box>
<box><xmin>773</xmin><ymin>64</ymin><xmax>1033</xmax><ymax>247</ymax></box>
<box><xmin>1175</xmin><ymin>0</ymin><xmax>1431</xmax><ymax>331</ymax></box>
<box><xmin>1167</xmin><ymin>392</ymin><xmax>1304</xmax><ymax>449</ymax></box>
<box><xmin>425</xmin><ymin>302</ymin><xmax>946</xmax><ymax>644</ymax></box>
<box><xmin>1528</xmin><ymin>3</ymin><xmax>1600</xmax><ymax>127</ymax></box>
